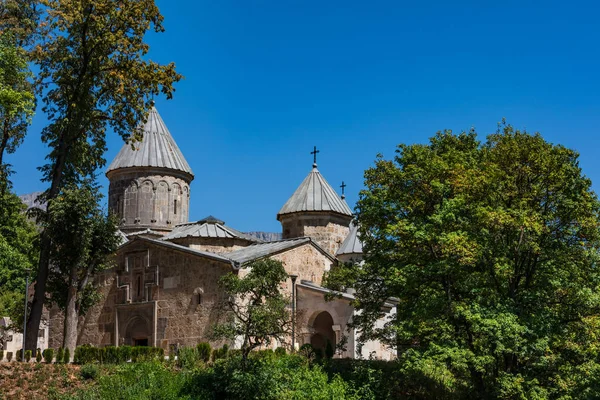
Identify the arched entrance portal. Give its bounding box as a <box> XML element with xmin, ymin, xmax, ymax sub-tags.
<box><xmin>310</xmin><ymin>311</ymin><xmax>335</xmax><ymax>354</ymax></box>
<box><xmin>125</xmin><ymin>316</ymin><xmax>151</xmax><ymax>346</ymax></box>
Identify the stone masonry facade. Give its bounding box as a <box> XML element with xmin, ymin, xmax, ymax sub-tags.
<box><xmin>280</xmin><ymin>212</ymin><xmax>352</xmax><ymax>256</ymax></box>
<box><xmin>107</xmin><ymin>167</ymin><xmax>192</xmax><ymax>235</ymax></box>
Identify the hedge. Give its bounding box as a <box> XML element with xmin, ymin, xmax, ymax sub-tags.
<box><xmin>43</xmin><ymin>348</ymin><xmax>54</xmax><ymax>364</ymax></box>
<box><xmin>73</xmin><ymin>344</ymin><xmax>164</xmax><ymax>364</ymax></box>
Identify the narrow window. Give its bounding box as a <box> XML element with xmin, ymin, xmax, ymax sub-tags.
<box><xmin>174</xmin><ymin>199</ymin><xmax>177</xmax><ymax>215</ymax></box>
<box><xmin>137</xmin><ymin>276</ymin><xmax>141</xmax><ymax>298</ymax></box>
<box><xmin>197</xmin><ymin>293</ymin><xmax>202</xmax><ymax>305</ymax></box>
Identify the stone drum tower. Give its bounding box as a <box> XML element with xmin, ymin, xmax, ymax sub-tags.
<box><xmin>106</xmin><ymin>107</ymin><xmax>194</xmax><ymax>235</ymax></box>
<box><xmin>277</xmin><ymin>152</ymin><xmax>352</xmax><ymax>255</ymax></box>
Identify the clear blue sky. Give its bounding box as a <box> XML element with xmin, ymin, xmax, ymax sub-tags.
<box><xmin>8</xmin><ymin>0</ymin><xmax>600</xmax><ymax>232</ymax></box>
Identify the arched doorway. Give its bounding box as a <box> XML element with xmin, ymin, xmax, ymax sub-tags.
<box><xmin>310</xmin><ymin>311</ymin><xmax>335</xmax><ymax>354</ymax></box>
<box><xmin>125</xmin><ymin>316</ymin><xmax>151</xmax><ymax>346</ymax></box>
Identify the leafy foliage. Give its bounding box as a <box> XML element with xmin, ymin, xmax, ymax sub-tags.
<box><xmin>0</xmin><ymin>190</ymin><xmax>38</xmax><ymax>345</ymax></box>
<box><xmin>43</xmin><ymin>348</ymin><xmax>54</xmax><ymax>364</ymax></box>
<box><xmin>212</xmin><ymin>259</ymin><xmax>292</xmax><ymax>366</ymax></box>
<box><xmin>80</xmin><ymin>364</ymin><xmax>99</xmax><ymax>380</ymax></box>
<box><xmin>0</xmin><ymin>31</ymin><xmax>35</xmax><ymax>183</ymax></box>
<box><xmin>333</xmin><ymin>124</ymin><xmax>600</xmax><ymax>398</ymax></box>
<box><xmin>45</xmin><ymin>182</ymin><xmax>119</xmax><ymax>316</ymax></box>
<box><xmin>196</xmin><ymin>342</ymin><xmax>211</xmax><ymax>363</ymax></box>
<box><xmin>25</xmin><ymin>0</ymin><xmax>182</xmax><ymax>350</ymax></box>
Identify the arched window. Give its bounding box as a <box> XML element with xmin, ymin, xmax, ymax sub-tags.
<box><xmin>194</xmin><ymin>287</ymin><xmax>204</xmax><ymax>307</ymax></box>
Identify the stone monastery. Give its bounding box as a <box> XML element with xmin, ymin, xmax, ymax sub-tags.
<box><xmin>47</xmin><ymin>107</ymin><xmax>396</xmax><ymax>359</ymax></box>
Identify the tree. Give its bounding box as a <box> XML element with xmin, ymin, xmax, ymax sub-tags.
<box><xmin>212</xmin><ymin>259</ymin><xmax>292</xmax><ymax>368</ymax></box>
<box><xmin>0</xmin><ymin>31</ymin><xmax>36</xmax><ymax>188</ymax></box>
<box><xmin>25</xmin><ymin>0</ymin><xmax>182</xmax><ymax>351</ymax></box>
<box><xmin>0</xmin><ymin>0</ymin><xmax>40</xmax><ymax>45</ymax></box>
<box><xmin>44</xmin><ymin>180</ymin><xmax>120</xmax><ymax>356</ymax></box>
<box><xmin>0</xmin><ymin>190</ymin><xmax>38</xmax><ymax>347</ymax></box>
<box><xmin>341</xmin><ymin>124</ymin><xmax>600</xmax><ymax>398</ymax></box>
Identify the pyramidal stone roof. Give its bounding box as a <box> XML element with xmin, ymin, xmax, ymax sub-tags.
<box><xmin>161</xmin><ymin>216</ymin><xmax>261</xmax><ymax>242</ymax></box>
<box><xmin>336</xmin><ymin>223</ymin><xmax>363</xmax><ymax>256</ymax></box>
<box><xmin>107</xmin><ymin>106</ymin><xmax>193</xmax><ymax>178</ymax></box>
<box><xmin>277</xmin><ymin>165</ymin><xmax>352</xmax><ymax>219</ymax></box>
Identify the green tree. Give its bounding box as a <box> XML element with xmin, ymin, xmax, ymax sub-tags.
<box><xmin>45</xmin><ymin>180</ymin><xmax>120</xmax><ymax>357</ymax></box>
<box><xmin>25</xmin><ymin>0</ymin><xmax>182</xmax><ymax>351</ymax></box>
<box><xmin>0</xmin><ymin>32</ymin><xmax>35</xmax><ymax>187</ymax></box>
<box><xmin>340</xmin><ymin>124</ymin><xmax>600</xmax><ymax>398</ymax></box>
<box><xmin>0</xmin><ymin>190</ymin><xmax>38</xmax><ymax>350</ymax></box>
<box><xmin>0</xmin><ymin>0</ymin><xmax>40</xmax><ymax>45</ymax></box>
<box><xmin>212</xmin><ymin>259</ymin><xmax>292</xmax><ymax>368</ymax></box>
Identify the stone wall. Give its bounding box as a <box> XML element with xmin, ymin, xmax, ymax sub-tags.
<box><xmin>107</xmin><ymin>167</ymin><xmax>192</xmax><ymax>235</ymax></box>
<box><xmin>280</xmin><ymin>213</ymin><xmax>351</xmax><ymax>256</ymax></box>
<box><xmin>269</xmin><ymin>243</ymin><xmax>334</xmax><ymax>288</ymax></box>
<box><xmin>167</xmin><ymin>237</ymin><xmax>253</xmax><ymax>254</ymax></box>
<box><xmin>52</xmin><ymin>241</ymin><xmax>234</xmax><ymax>351</ymax></box>
<box><xmin>296</xmin><ymin>287</ymin><xmax>355</xmax><ymax>358</ymax></box>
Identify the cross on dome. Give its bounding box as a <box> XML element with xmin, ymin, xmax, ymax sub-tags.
<box><xmin>311</xmin><ymin>146</ymin><xmax>319</xmax><ymax>168</ymax></box>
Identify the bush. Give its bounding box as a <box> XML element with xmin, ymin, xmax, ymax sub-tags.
<box><xmin>74</xmin><ymin>344</ymin><xmax>100</xmax><ymax>364</ymax></box>
<box><xmin>64</xmin><ymin>348</ymin><xmax>71</xmax><ymax>363</ymax></box>
<box><xmin>104</xmin><ymin>346</ymin><xmax>119</xmax><ymax>364</ymax></box>
<box><xmin>6</xmin><ymin>352</ymin><xmax>12</xmax><ymax>362</ymax></box>
<box><xmin>131</xmin><ymin>346</ymin><xmax>164</xmax><ymax>362</ymax></box>
<box><xmin>321</xmin><ymin>359</ymin><xmax>401</xmax><ymax>399</ymax></box>
<box><xmin>80</xmin><ymin>364</ymin><xmax>100</xmax><ymax>380</ymax></box>
<box><xmin>36</xmin><ymin>349</ymin><xmax>42</xmax><ymax>363</ymax></box>
<box><xmin>275</xmin><ymin>347</ymin><xmax>286</xmax><ymax>357</ymax></box>
<box><xmin>43</xmin><ymin>348</ymin><xmax>54</xmax><ymax>364</ymax></box>
<box><xmin>16</xmin><ymin>349</ymin><xmax>23</xmax><ymax>362</ymax></box>
<box><xmin>197</xmin><ymin>342</ymin><xmax>211</xmax><ymax>363</ymax></box>
<box><xmin>24</xmin><ymin>349</ymin><xmax>32</xmax><ymax>362</ymax></box>
<box><xmin>177</xmin><ymin>346</ymin><xmax>197</xmax><ymax>369</ymax></box>
<box><xmin>212</xmin><ymin>344</ymin><xmax>229</xmax><ymax>361</ymax></box>
<box><xmin>73</xmin><ymin>361</ymin><xmax>192</xmax><ymax>399</ymax></box>
<box><xmin>0</xmin><ymin>350</ymin><xmax>3</xmax><ymax>361</ymax></box>
<box><xmin>56</xmin><ymin>348</ymin><xmax>64</xmax><ymax>364</ymax></box>
<box><xmin>119</xmin><ymin>345</ymin><xmax>132</xmax><ymax>363</ymax></box>
<box><xmin>184</xmin><ymin>353</ymin><xmax>357</xmax><ymax>399</ymax></box>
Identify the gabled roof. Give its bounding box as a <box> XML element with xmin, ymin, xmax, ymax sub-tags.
<box><xmin>161</xmin><ymin>216</ymin><xmax>261</xmax><ymax>243</ymax></box>
<box><xmin>277</xmin><ymin>166</ymin><xmax>352</xmax><ymax>219</ymax></box>
<box><xmin>118</xmin><ymin>236</ymin><xmax>236</xmax><ymax>266</ymax></box>
<box><xmin>336</xmin><ymin>223</ymin><xmax>363</xmax><ymax>256</ymax></box>
<box><xmin>223</xmin><ymin>237</ymin><xmax>335</xmax><ymax>265</ymax></box>
<box><xmin>107</xmin><ymin>106</ymin><xmax>193</xmax><ymax>179</ymax></box>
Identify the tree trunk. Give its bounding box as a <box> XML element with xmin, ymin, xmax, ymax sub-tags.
<box><xmin>26</xmin><ymin>145</ymin><xmax>67</xmax><ymax>351</ymax></box>
<box><xmin>62</xmin><ymin>267</ymin><xmax>79</xmax><ymax>362</ymax></box>
<box><xmin>25</xmin><ymin>232</ymin><xmax>51</xmax><ymax>351</ymax></box>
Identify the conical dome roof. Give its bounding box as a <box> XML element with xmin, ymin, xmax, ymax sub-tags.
<box><xmin>336</xmin><ymin>223</ymin><xmax>363</xmax><ymax>256</ymax></box>
<box><xmin>107</xmin><ymin>107</ymin><xmax>193</xmax><ymax>179</ymax></box>
<box><xmin>277</xmin><ymin>165</ymin><xmax>352</xmax><ymax>219</ymax></box>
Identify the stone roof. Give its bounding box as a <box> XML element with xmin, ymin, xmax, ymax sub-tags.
<box><xmin>336</xmin><ymin>223</ymin><xmax>363</xmax><ymax>256</ymax></box>
<box><xmin>223</xmin><ymin>237</ymin><xmax>334</xmax><ymax>264</ymax></box>
<box><xmin>119</xmin><ymin>236</ymin><xmax>235</xmax><ymax>266</ymax></box>
<box><xmin>277</xmin><ymin>166</ymin><xmax>352</xmax><ymax>219</ymax></box>
<box><xmin>107</xmin><ymin>106</ymin><xmax>193</xmax><ymax>178</ymax></box>
<box><xmin>161</xmin><ymin>216</ymin><xmax>261</xmax><ymax>243</ymax></box>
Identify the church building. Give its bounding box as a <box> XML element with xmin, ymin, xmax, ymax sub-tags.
<box><xmin>47</xmin><ymin>107</ymin><xmax>396</xmax><ymax>359</ymax></box>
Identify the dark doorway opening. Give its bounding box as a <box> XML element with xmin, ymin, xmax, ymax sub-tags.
<box><xmin>134</xmin><ymin>338</ymin><xmax>148</xmax><ymax>346</ymax></box>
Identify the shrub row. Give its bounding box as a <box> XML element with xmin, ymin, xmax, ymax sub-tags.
<box><xmin>1</xmin><ymin>348</ymin><xmax>44</xmax><ymax>363</ymax></box>
<box><xmin>73</xmin><ymin>344</ymin><xmax>164</xmax><ymax>364</ymax></box>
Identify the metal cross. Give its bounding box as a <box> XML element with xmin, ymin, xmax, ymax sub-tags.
<box><xmin>340</xmin><ymin>181</ymin><xmax>346</xmax><ymax>195</ymax></box>
<box><xmin>311</xmin><ymin>146</ymin><xmax>320</xmax><ymax>166</ymax></box>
